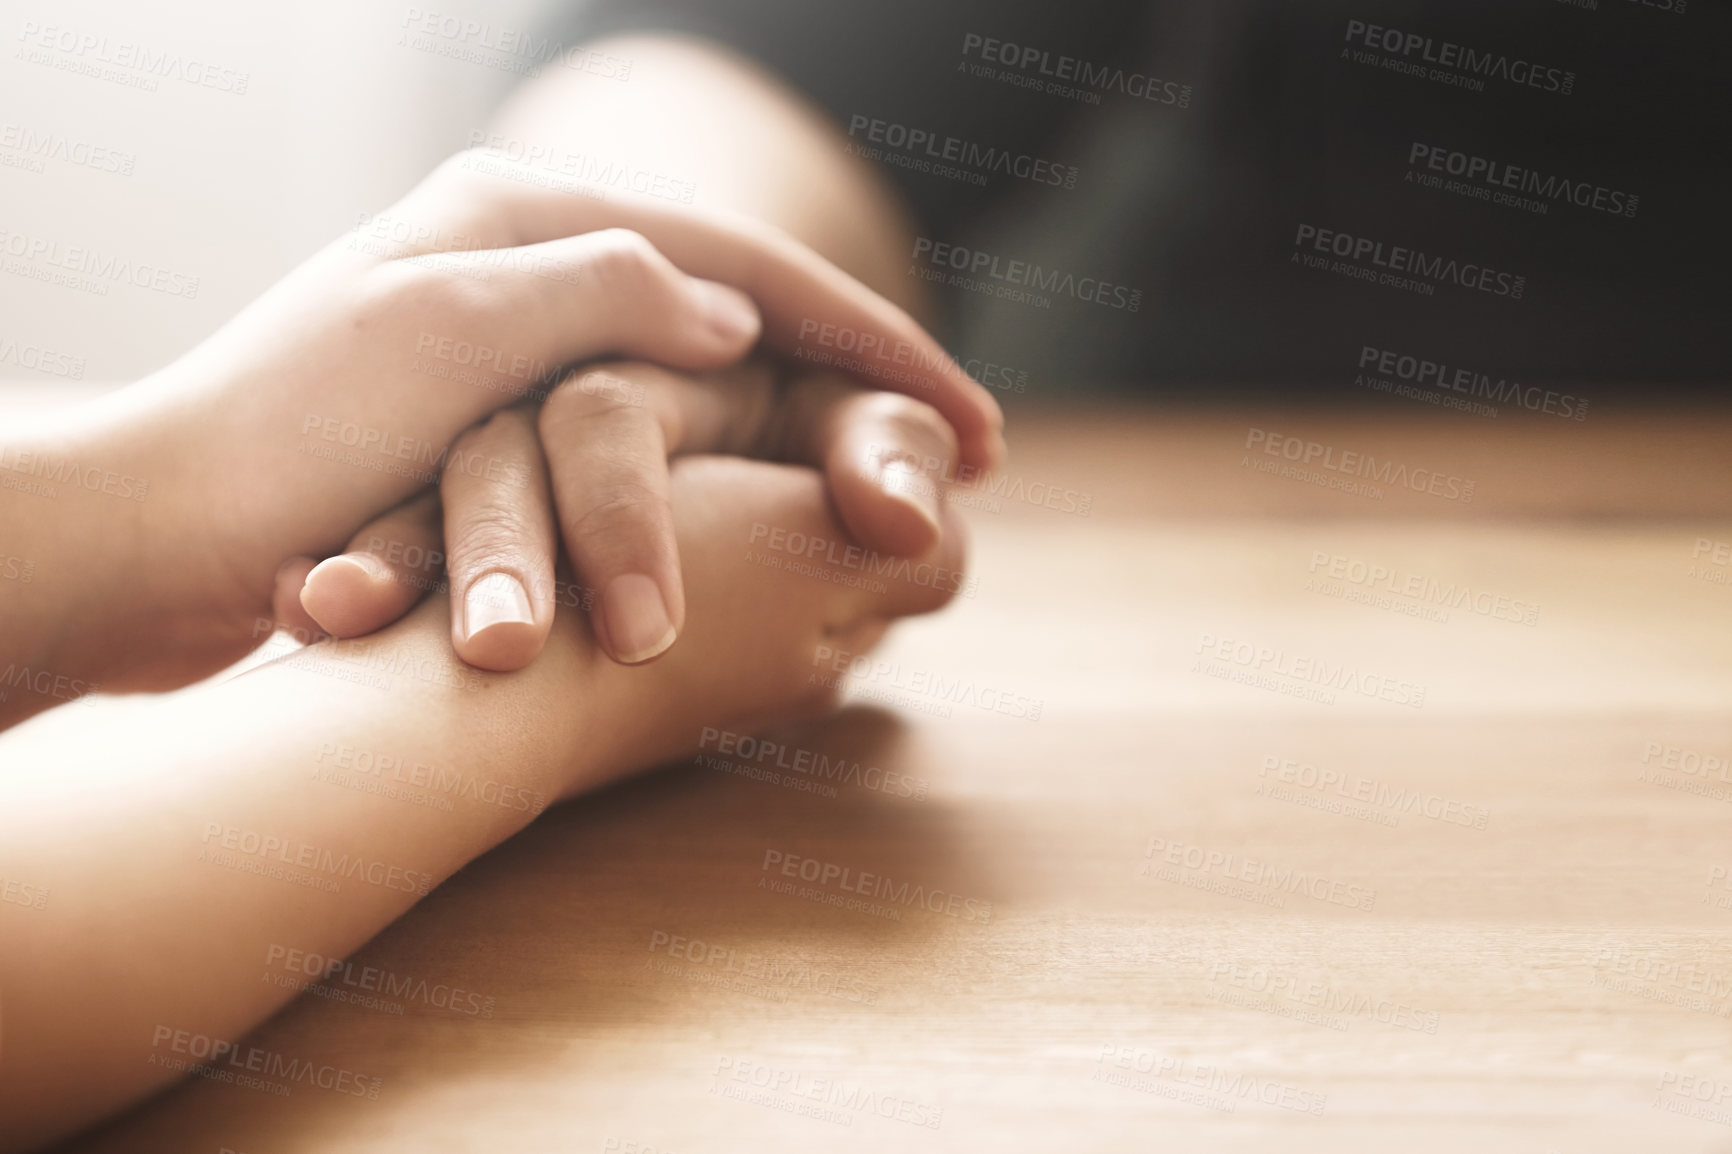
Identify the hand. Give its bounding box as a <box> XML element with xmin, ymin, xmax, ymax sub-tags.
<box><xmin>336</xmin><ymin>450</ymin><xmax>970</xmax><ymax>799</ymax></box>
<box><xmin>3</xmin><ymin>150</ymin><xmax>1001</xmax><ymax>705</ymax></box>
<box><xmin>277</xmin><ymin>356</ymin><xmax>971</xmax><ymax>670</ymax></box>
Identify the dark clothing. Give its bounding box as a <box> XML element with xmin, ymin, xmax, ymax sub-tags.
<box><xmin>560</xmin><ymin>1</ymin><xmax>1730</xmax><ymax>395</ymax></box>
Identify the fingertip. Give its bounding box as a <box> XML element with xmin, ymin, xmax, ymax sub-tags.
<box><xmin>455</xmin><ymin>571</ymin><xmax>546</xmax><ymax>672</ymax></box>
<box><xmin>454</xmin><ymin>620</ymin><xmax>544</xmax><ymax>672</ymax></box>
<box><xmin>271</xmin><ymin>556</ymin><xmax>327</xmax><ymax>643</ymax></box>
<box><xmin>596</xmin><ymin>573</ymin><xmax>679</xmax><ymax>665</ymax></box>
<box><xmin>870</xmin><ymin>461</ymin><xmax>944</xmax><ymax>556</ymax></box>
<box><xmin>301</xmin><ymin>553</ymin><xmax>397</xmax><ymax>638</ymax></box>
<box><xmin>690</xmin><ymin>278</ymin><xmax>762</xmax><ymax>349</ymax></box>
<box><xmin>962</xmin><ymin>426</ymin><xmax>1009</xmax><ymax>474</ymax></box>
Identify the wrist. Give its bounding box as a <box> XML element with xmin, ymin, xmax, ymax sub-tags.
<box><xmin>0</xmin><ymin>380</ymin><xmax>248</xmax><ymax>709</ymax></box>
<box><xmin>0</xmin><ymin>415</ymin><xmax>144</xmax><ymax>721</ymax></box>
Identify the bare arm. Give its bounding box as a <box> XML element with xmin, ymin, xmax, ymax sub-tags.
<box><xmin>489</xmin><ymin>33</ymin><xmax>928</xmax><ymax>313</ymax></box>
<box><xmin>0</xmin><ymin>453</ymin><xmax>962</xmax><ymax>1152</ymax></box>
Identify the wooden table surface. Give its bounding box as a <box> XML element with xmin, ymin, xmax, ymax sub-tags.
<box><xmin>34</xmin><ymin>391</ymin><xmax>1732</xmax><ymax>1153</ymax></box>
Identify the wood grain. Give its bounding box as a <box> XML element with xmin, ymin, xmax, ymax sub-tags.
<box><xmin>40</xmin><ymin>397</ymin><xmax>1732</xmax><ymax>1154</ymax></box>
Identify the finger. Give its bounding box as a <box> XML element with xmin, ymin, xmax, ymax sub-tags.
<box><xmin>388</xmin><ymin>228</ymin><xmax>759</xmax><ymax>387</ymax></box>
<box><xmin>271</xmin><ymin>556</ymin><xmax>329</xmax><ymax>645</ymax></box>
<box><xmin>545</xmin><ymin>360</ymin><xmax>958</xmax><ymax>560</ymax></box>
<box><xmin>861</xmin><ymin>497</ymin><xmax>971</xmax><ymax>622</ymax></box>
<box><xmin>772</xmin><ymin>377</ymin><xmax>962</xmax><ymax>559</ymax></box>
<box><xmin>299</xmin><ymin>491</ymin><xmax>444</xmax><ymax>638</ymax></box>
<box><xmin>538</xmin><ymin>369</ymin><xmax>684</xmax><ymax>665</ymax></box>
<box><xmin>441</xmin><ymin>407</ymin><xmax>560</xmax><ymax>671</ymax></box>
<box><xmin>674</xmin><ymin>454</ymin><xmax>969</xmax><ymax>629</ymax></box>
<box><xmin>402</xmin><ymin>151</ymin><xmax>1005</xmax><ymax>470</ymax></box>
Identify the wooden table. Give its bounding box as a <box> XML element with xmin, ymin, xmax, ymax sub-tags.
<box><xmin>42</xmin><ymin>392</ymin><xmax>1732</xmax><ymax>1153</ymax></box>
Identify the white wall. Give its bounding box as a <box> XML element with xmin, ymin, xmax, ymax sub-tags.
<box><xmin>1</xmin><ymin>0</ymin><xmax>570</xmax><ymax>384</ymax></box>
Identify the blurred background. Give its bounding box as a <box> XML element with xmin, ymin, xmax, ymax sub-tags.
<box><xmin>4</xmin><ymin>0</ymin><xmax>1725</xmax><ymax>398</ymax></box>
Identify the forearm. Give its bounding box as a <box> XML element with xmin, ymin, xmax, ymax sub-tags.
<box><xmin>490</xmin><ymin>33</ymin><xmax>925</xmax><ymax>313</ymax></box>
<box><xmin>0</xmin><ymin>401</ymin><xmax>193</xmax><ymax>727</ymax></box>
<box><xmin>0</xmin><ymin>592</ymin><xmax>596</xmax><ymax>1152</ymax></box>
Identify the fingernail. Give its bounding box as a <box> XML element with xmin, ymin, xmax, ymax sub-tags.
<box><xmin>879</xmin><ymin>459</ymin><xmax>942</xmax><ymax>536</ymax></box>
<box><xmin>601</xmin><ymin>573</ymin><xmax>676</xmax><ymax>664</ymax></box>
<box><xmin>694</xmin><ymin>280</ymin><xmax>761</xmax><ymax>342</ymax></box>
<box><xmin>315</xmin><ymin>552</ymin><xmax>391</xmax><ymax>586</ymax></box>
<box><xmin>463</xmin><ymin>571</ymin><xmax>533</xmax><ymax>641</ymax></box>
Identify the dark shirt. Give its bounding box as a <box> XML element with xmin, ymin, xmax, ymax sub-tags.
<box><xmin>558</xmin><ymin>0</ymin><xmax>1730</xmax><ymax>396</ymax></box>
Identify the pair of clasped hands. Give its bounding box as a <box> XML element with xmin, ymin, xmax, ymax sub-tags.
<box><xmin>151</xmin><ymin>151</ymin><xmax>999</xmax><ymax>705</ymax></box>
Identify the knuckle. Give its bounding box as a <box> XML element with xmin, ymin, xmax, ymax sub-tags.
<box><xmin>567</xmin><ymin>482</ymin><xmax>670</xmax><ymax>547</ymax></box>
<box><xmin>545</xmin><ymin>364</ymin><xmax>648</xmax><ymax>424</ymax></box>
<box><xmin>876</xmin><ymin>392</ymin><xmax>955</xmax><ymax>449</ymax></box>
<box><xmin>582</xmin><ymin>229</ymin><xmax>675</xmax><ymax>300</ymax></box>
<box><xmin>445</xmin><ymin>417</ymin><xmax>497</xmax><ymax>461</ymax></box>
<box><xmin>447</xmin><ymin>501</ymin><xmax>540</xmax><ymax>576</ymax></box>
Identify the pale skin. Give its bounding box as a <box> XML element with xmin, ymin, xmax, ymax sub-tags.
<box><xmin>0</xmin><ymin>34</ymin><xmax>1001</xmax><ymax>727</ymax></box>
<box><xmin>0</xmin><ymin>33</ymin><xmax>978</xmax><ymax>1151</ymax></box>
